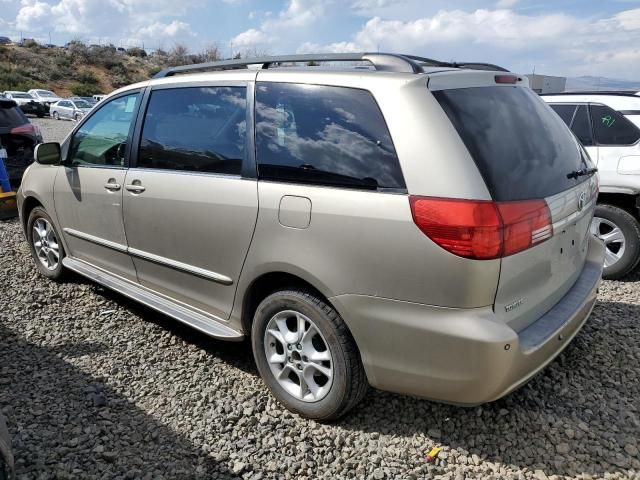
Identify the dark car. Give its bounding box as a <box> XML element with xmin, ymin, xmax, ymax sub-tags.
<box><xmin>2</xmin><ymin>91</ymin><xmax>46</xmax><ymax>118</ymax></box>
<box><xmin>0</xmin><ymin>99</ymin><xmax>42</xmax><ymax>188</ymax></box>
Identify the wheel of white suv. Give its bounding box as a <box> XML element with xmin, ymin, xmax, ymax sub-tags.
<box><xmin>251</xmin><ymin>289</ymin><xmax>368</xmax><ymax>420</ymax></box>
<box><xmin>52</xmin><ymin>111</ymin><xmax>59</xmax><ymax>120</ymax></box>
<box><xmin>591</xmin><ymin>204</ymin><xmax>640</xmax><ymax>280</ymax></box>
<box><xmin>27</xmin><ymin>207</ymin><xmax>66</xmax><ymax>280</ymax></box>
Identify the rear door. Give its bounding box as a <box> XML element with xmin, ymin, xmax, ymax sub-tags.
<box><xmin>122</xmin><ymin>82</ymin><xmax>258</xmax><ymax>320</ymax></box>
<box><xmin>434</xmin><ymin>84</ymin><xmax>597</xmax><ymax>331</ymax></box>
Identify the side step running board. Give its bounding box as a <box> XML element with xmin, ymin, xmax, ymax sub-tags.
<box><xmin>62</xmin><ymin>257</ymin><xmax>244</xmax><ymax>341</ymax></box>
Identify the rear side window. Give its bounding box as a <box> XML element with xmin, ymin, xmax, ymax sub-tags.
<box><xmin>255</xmin><ymin>82</ymin><xmax>405</xmax><ymax>190</ymax></box>
<box><xmin>590</xmin><ymin>104</ymin><xmax>640</xmax><ymax>146</ymax></box>
<box><xmin>550</xmin><ymin>104</ymin><xmax>576</xmax><ymax>126</ymax></box>
<box><xmin>138</xmin><ymin>87</ymin><xmax>246</xmax><ymax>175</ymax></box>
<box><xmin>434</xmin><ymin>86</ymin><xmax>588</xmax><ymax>201</ymax></box>
<box><xmin>0</xmin><ymin>103</ymin><xmax>28</xmax><ymax>127</ymax></box>
<box><xmin>571</xmin><ymin>106</ymin><xmax>594</xmax><ymax>146</ymax></box>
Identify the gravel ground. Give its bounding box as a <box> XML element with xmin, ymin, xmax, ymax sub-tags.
<box><xmin>1</xmin><ymin>117</ymin><xmax>638</xmax><ymax>479</ymax></box>
<box><xmin>31</xmin><ymin>117</ymin><xmax>75</xmax><ymax>144</ymax></box>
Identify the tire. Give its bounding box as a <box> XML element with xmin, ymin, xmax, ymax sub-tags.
<box><xmin>251</xmin><ymin>289</ymin><xmax>368</xmax><ymax>421</ymax></box>
<box><xmin>74</xmin><ymin>113</ymin><xmax>80</xmax><ymax>121</ymax></box>
<box><xmin>52</xmin><ymin>111</ymin><xmax>59</xmax><ymax>120</ymax></box>
<box><xmin>26</xmin><ymin>206</ymin><xmax>66</xmax><ymax>281</ymax></box>
<box><xmin>37</xmin><ymin>112</ymin><xmax>44</xmax><ymax>118</ymax></box>
<box><xmin>591</xmin><ymin>204</ymin><xmax>640</xmax><ymax>280</ymax></box>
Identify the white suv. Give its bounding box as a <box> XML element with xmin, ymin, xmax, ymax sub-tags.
<box><xmin>543</xmin><ymin>92</ymin><xmax>640</xmax><ymax>279</ymax></box>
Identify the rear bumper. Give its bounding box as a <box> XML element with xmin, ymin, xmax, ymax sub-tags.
<box><xmin>330</xmin><ymin>235</ymin><xmax>605</xmax><ymax>404</ymax></box>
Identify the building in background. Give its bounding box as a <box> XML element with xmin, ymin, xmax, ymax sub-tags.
<box><xmin>526</xmin><ymin>74</ymin><xmax>567</xmax><ymax>94</ymax></box>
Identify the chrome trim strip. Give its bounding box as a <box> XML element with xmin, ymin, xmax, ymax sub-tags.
<box><xmin>128</xmin><ymin>247</ymin><xmax>233</xmax><ymax>285</ymax></box>
<box><xmin>63</xmin><ymin>228</ymin><xmax>128</xmax><ymax>253</ymax></box>
<box><xmin>63</xmin><ymin>228</ymin><xmax>234</xmax><ymax>286</ymax></box>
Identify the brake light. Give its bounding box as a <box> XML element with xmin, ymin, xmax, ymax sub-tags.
<box><xmin>409</xmin><ymin>196</ymin><xmax>552</xmax><ymax>260</ymax></box>
<box><xmin>495</xmin><ymin>75</ymin><xmax>518</xmax><ymax>84</ymax></box>
<box><xmin>10</xmin><ymin>123</ymin><xmax>36</xmax><ymax>135</ymax></box>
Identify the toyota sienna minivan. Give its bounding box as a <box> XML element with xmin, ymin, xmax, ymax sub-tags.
<box><xmin>17</xmin><ymin>53</ymin><xmax>605</xmax><ymax>420</ymax></box>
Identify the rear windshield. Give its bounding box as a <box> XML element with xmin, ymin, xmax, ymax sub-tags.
<box><xmin>433</xmin><ymin>86</ymin><xmax>590</xmax><ymax>201</ymax></box>
<box><xmin>0</xmin><ymin>102</ymin><xmax>28</xmax><ymax>127</ymax></box>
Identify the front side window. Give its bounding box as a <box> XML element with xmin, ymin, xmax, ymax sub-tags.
<box><xmin>68</xmin><ymin>92</ymin><xmax>140</xmax><ymax>167</ymax></box>
<box><xmin>137</xmin><ymin>87</ymin><xmax>246</xmax><ymax>175</ymax></box>
<box><xmin>255</xmin><ymin>82</ymin><xmax>405</xmax><ymax>190</ymax></box>
<box><xmin>590</xmin><ymin>104</ymin><xmax>640</xmax><ymax>146</ymax></box>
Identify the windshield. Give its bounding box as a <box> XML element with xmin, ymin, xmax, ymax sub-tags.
<box><xmin>74</xmin><ymin>100</ymin><xmax>92</xmax><ymax>108</ymax></box>
<box><xmin>37</xmin><ymin>90</ymin><xmax>56</xmax><ymax>97</ymax></box>
<box><xmin>12</xmin><ymin>93</ymin><xmax>32</xmax><ymax>99</ymax></box>
<box><xmin>433</xmin><ymin>86</ymin><xmax>592</xmax><ymax>201</ymax></box>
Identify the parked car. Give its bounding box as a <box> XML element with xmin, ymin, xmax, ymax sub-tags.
<box><xmin>92</xmin><ymin>94</ymin><xmax>106</xmax><ymax>103</ymax></box>
<box><xmin>67</xmin><ymin>96</ymin><xmax>98</xmax><ymax>107</ymax></box>
<box><xmin>27</xmin><ymin>89</ymin><xmax>63</xmax><ymax>112</ymax></box>
<box><xmin>17</xmin><ymin>53</ymin><xmax>604</xmax><ymax>420</ymax></box>
<box><xmin>543</xmin><ymin>92</ymin><xmax>640</xmax><ymax>279</ymax></box>
<box><xmin>2</xmin><ymin>91</ymin><xmax>46</xmax><ymax>117</ymax></box>
<box><xmin>50</xmin><ymin>99</ymin><xmax>93</xmax><ymax>121</ymax></box>
<box><xmin>0</xmin><ymin>98</ymin><xmax>42</xmax><ymax>187</ymax></box>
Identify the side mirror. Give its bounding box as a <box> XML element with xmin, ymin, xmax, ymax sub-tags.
<box><xmin>34</xmin><ymin>142</ymin><xmax>61</xmax><ymax>165</ymax></box>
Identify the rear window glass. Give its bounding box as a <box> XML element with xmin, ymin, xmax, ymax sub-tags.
<box><xmin>550</xmin><ymin>104</ymin><xmax>576</xmax><ymax>126</ymax></box>
<box><xmin>434</xmin><ymin>86</ymin><xmax>589</xmax><ymax>201</ymax></box>
<box><xmin>256</xmin><ymin>82</ymin><xmax>405</xmax><ymax>190</ymax></box>
<box><xmin>0</xmin><ymin>103</ymin><xmax>28</xmax><ymax>127</ymax></box>
<box><xmin>571</xmin><ymin>105</ymin><xmax>594</xmax><ymax>146</ymax></box>
<box><xmin>590</xmin><ymin>104</ymin><xmax>640</xmax><ymax>146</ymax></box>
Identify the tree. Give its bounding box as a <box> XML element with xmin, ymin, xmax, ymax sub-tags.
<box><xmin>168</xmin><ymin>43</ymin><xmax>190</xmax><ymax>66</ymax></box>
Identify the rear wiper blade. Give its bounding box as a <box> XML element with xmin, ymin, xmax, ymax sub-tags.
<box><xmin>567</xmin><ymin>167</ymin><xmax>598</xmax><ymax>179</ymax></box>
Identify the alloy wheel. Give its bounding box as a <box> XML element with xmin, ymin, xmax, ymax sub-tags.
<box><xmin>32</xmin><ymin>218</ymin><xmax>60</xmax><ymax>271</ymax></box>
<box><xmin>263</xmin><ymin>310</ymin><xmax>334</xmax><ymax>402</ymax></box>
<box><xmin>591</xmin><ymin>216</ymin><xmax>626</xmax><ymax>268</ymax></box>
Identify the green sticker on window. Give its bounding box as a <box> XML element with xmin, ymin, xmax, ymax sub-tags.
<box><xmin>601</xmin><ymin>115</ymin><xmax>615</xmax><ymax>128</ymax></box>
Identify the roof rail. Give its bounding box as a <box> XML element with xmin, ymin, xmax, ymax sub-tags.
<box><xmin>153</xmin><ymin>53</ymin><xmax>424</xmax><ymax>78</ymax></box>
<box><xmin>401</xmin><ymin>55</ymin><xmax>509</xmax><ymax>72</ymax></box>
<box><xmin>541</xmin><ymin>90</ymin><xmax>640</xmax><ymax>97</ymax></box>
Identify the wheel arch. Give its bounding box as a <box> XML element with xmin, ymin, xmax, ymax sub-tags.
<box><xmin>597</xmin><ymin>192</ymin><xmax>640</xmax><ymax>219</ymax></box>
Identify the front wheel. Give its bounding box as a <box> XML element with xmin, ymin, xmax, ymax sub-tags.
<box><xmin>251</xmin><ymin>289</ymin><xmax>368</xmax><ymax>421</ymax></box>
<box><xmin>591</xmin><ymin>204</ymin><xmax>640</xmax><ymax>280</ymax></box>
<box><xmin>52</xmin><ymin>111</ymin><xmax>59</xmax><ymax>120</ymax></box>
<box><xmin>26</xmin><ymin>206</ymin><xmax>66</xmax><ymax>280</ymax></box>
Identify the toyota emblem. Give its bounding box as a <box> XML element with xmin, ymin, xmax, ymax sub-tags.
<box><xmin>578</xmin><ymin>191</ymin><xmax>586</xmax><ymax>211</ymax></box>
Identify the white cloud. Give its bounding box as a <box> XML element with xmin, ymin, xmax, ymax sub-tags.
<box><xmin>231</xmin><ymin>28</ymin><xmax>270</xmax><ymax>47</ymax></box>
<box><xmin>13</xmin><ymin>0</ymin><xmax>198</xmax><ymax>47</ymax></box>
<box><xmin>302</xmin><ymin>7</ymin><xmax>640</xmax><ymax>78</ymax></box>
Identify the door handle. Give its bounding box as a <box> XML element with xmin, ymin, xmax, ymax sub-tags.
<box><xmin>104</xmin><ymin>182</ymin><xmax>121</xmax><ymax>191</ymax></box>
<box><xmin>125</xmin><ymin>184</ymin><xmax>146</xmax><ymax>193</ymax></box>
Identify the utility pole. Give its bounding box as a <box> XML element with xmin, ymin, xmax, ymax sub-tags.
<box><xmin>48</xmin><ymin>31</ymin><xmax>51</xmax><ymax>45</ymax></box>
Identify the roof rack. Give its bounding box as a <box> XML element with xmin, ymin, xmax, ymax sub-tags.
<box><xmin>401</xmin><ymin>55</ymin><xmax>509</xmax><ymax>72</ymax></box>
<box><xmin>541</xmin><ymin>90</ymin><xmax>640</xmax><ymax>97</ymax></box>
<box><xmin>153</xmin><ymin>53</ymin><xmax>427</xmax><ymax>78</ymax></box>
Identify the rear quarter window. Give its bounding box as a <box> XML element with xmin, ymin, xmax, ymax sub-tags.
<box><xmin>434</xmin><ymin>86</ymin><xmax>589</xmax><ymax>201</ymax></box>
<box><xmin>255</xmin><ymin>82</ymin><xmax>405</xmax><ymax>191</ymax></box>
<box><xmin>590</xmin><ymin>104</ymin><xmax>640</xmax><ymax>146</ymax></box>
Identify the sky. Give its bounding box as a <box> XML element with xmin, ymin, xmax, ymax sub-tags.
<box><xmin>1</xmin><ymin>0</ymin><xmax>640</xmax><ymax>80</ymax></box>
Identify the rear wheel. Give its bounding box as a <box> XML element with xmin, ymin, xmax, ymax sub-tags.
<box><xmin>591</xmin><ymin>204</ymin><xmax>640</xmax><ymax>280</ymax></box>
<box><xmin>27</xmin><ymin>207</ymin><xmax>66</xmax><ymax>280</ymax></box>
<box><xmin>251</xmin><ymin>289</ymin><xmax>368</xmax><ymax>420</ymax></box>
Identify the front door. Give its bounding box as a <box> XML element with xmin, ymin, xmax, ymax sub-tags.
<box><xmin>122</xmin><ymin>84</ymin><xmax>258</xmax><ymax>319</ymax></box>
<box><xmin>54</xmin><ymin>91</ymin><xmax>142</xmax><ymax>282</ymax></box>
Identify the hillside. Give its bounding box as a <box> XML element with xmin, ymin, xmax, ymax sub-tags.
<box><xmin>565</xmin><ymin>75</ymin><xmax>640</xmax><ymax>92</ymax></box>
<box><xmin>0</xmin><ymin>42</ymin><xmax>169</xmax><ymax>97</ymax></box>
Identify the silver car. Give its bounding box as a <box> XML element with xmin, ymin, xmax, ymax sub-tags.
<box><xmin>17</xmin><ymin>53</ymin><xmax>605</xmax><ymax>420</ymax></box>
<box><xmin>50</xmin><ymin>99</ymin><xmax>93</xmax><ymax>121</ymax></box>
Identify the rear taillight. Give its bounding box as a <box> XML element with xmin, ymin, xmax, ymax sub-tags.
<box><xmin>10</xmin><ymin>123</ymin><xmax>36</xmax><ymax>135</ymax></box>
<box><xmin>409</xmin><ymin>196</ymin><xmax>552</xmax><ymax>260</ymax></box>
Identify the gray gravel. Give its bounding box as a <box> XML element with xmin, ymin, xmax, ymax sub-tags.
<box><xmin>2</xmin><ymin>118</ymin><xmax>639</xmax><ymax>479</ymax></box>
<box><xmin>31</xmin><ymin>117</ymin><xmax>75</xmax><ymax>144</ymax></box>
